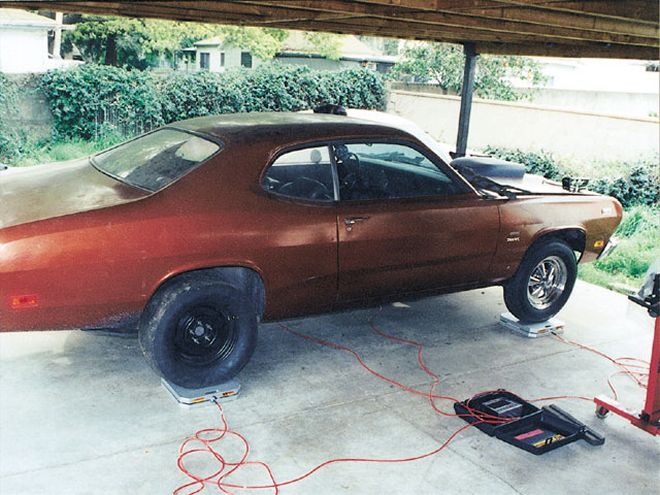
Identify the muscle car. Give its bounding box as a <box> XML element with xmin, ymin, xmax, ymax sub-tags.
<box><xmin>0</xmin><ymin>109</ymin><xmax>622</xmax><ymax>387</ymax></box>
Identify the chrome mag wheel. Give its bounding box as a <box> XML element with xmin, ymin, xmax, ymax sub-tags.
<box><xmin>526</xmin><ymin>255</ymin><xmax>568</xmax><ymax>311</ymax></box>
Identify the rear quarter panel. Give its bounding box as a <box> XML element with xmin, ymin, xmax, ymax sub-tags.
<box><xmin>0</xmin><ymin>136</ymin><xmax>339</xmax><ymax>331</ymax></box>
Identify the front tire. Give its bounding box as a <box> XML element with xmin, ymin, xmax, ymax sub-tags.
<box><xmin>139</xmin><ymin>276</ymin><xmax>258</xmax><ymax>388</ymax></box>
<box><xmin>504</xmin><ymin>240</ymin><xmax>577</xmax><ymax>323</ymax></box>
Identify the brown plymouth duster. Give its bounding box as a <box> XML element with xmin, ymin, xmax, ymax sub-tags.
<box><xmin>0</xmin><ymin>110</ymin><xmax>621</xmax><ymax>387</ymax></box>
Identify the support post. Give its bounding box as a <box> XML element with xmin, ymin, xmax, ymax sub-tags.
<box><xmin>455</xmin><ymin>43</ymin><xmax>478</xmax><ymax>158</ymax></box>
<box><xmin>52</xmin><ymin>12</ymin><xmax>63</xmax><ymax>59</ymax></box>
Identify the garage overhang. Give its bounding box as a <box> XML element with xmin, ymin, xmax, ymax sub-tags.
<box><xmin>1</xmin><ymin>0</ymin><xmax>658</xmax><ymax>60</ymax></box>
<box><xmin>1</xmin><ymin>1</ymin><xmax>657</xmax><ymax>157</ymax></box>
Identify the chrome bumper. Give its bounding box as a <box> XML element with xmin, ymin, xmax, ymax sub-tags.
<box><xmin>597</xmin><ymin>237</ymin><xmax>618</xmax><ymax>260</ymax></box>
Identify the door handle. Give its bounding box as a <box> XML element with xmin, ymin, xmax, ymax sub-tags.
<box><xmin>344</xmin><ymin>216</ymin><xmax>370</xmax><ymax>231</ymax></box>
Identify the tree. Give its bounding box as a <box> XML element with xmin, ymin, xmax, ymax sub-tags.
<box><xmin>389</xmin><ymin>42</ymin><xmax>546</xmax><ymax>101</ymax></box>
<box><xmin>302</xmin><ymin>32</ymin><xmax>342</xmax><ymax>60</ymax></box>
<box><xmin>64</xmin><ymin>16</ymin><xmax>288</xmax><ymax>69</ymax></box>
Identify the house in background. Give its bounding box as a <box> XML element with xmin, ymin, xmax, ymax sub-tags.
<box><xmin>0</xmin><ymin>9</ymin><xmax>75</xmax><ymax>73</ymax></box>
<box><xmin>182</xmin><ymin>31</ymin><xmax>397</xmax><ymax>74</ymax></box>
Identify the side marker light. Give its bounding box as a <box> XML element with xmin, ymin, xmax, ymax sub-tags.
<box><xmin>10</xmin><ymin>294</ymin><xmax>38</xmax><ymax>309</ymax></box>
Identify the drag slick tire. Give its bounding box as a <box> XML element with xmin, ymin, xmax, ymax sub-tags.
<box><xmin>504</xmin><ymin>240</ymin><xmax>577</xmax><ymax>323</ymax></box>
<box><xmin>139</xmin><ymin>274</ymin><xmax>258</xmax><ymax>388</ymax></box>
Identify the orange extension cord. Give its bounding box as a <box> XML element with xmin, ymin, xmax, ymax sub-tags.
<box><xmin>173</xmin><ymin>317</ymin><xmax>650</xmax><ymax>495</ymax></box>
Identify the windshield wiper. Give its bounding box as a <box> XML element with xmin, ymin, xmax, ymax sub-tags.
<box><xmin>459</xmin><ymin>167</ymin><xmax>532</xmax><ymax>198</ymax></box>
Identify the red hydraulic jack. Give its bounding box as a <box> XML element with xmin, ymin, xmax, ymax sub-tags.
<box><xmin>594</xmin><ymin>273</ymin><xmax>660</xmax><ymax>436</ymax></box>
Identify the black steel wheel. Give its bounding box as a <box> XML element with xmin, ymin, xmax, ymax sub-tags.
<box><xmin>173</xmin><ymin>306</ymin><xmax>237</xmax><ymax>366</ymax></box>
<box><xmin>139</xmin><ymin>274</ymin><xmax>258</xmax><ymax>388</ymax></box>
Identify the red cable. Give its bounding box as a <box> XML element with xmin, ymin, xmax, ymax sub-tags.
<box><xmin>551</xmin><ymin>332</ymin><xmax>649</xmax><ymax>401</ymax></box>
<box><xmin>175</xmin><ymin>318</ymin><xmax>647</xmax><ymax>493</ymax></box>
<box><xmin>174</xmin><ymin>317</ymin><xmax>497</xmax><ymax>494</ymax></box>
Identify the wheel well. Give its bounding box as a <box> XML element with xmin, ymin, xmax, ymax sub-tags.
<box><xmin>154</xmin><ymin>267</ymin><xmax>266</xmax><ymax>319</ymax></box>
<box><xmin>533</xmin><ymin>229</ymin><xmax>586</xmax><ymax>256</ymax></box>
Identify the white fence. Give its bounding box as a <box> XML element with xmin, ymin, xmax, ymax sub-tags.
<box><xmin>387</xmin><ymin>89</ymin><xmax>659</xmax><ymax>163</ymax></box>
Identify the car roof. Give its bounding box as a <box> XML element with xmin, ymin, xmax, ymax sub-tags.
<box><xmin>170</xmin><ymin>111</ymin><xmax>453</xmax><ymax>165</ymax></box>
<box><xmin>170</xmin><ymin>111</ymin><xmax>406</xmax><ymax>142</ymax></box>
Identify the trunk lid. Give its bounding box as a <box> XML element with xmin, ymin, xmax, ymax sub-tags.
<box><xmin>0</xmin><ymin>159</ymin><xmax>151</xmax><ymax>229</ymax></box>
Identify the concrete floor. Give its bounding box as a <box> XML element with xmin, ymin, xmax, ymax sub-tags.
<box><xmin>0</xmin><ymin>281</ymin><xmax>658</xmax><ymax>495</ymax></box>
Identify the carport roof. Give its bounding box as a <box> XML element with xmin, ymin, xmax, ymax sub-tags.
<box><xmin>1</xmin><ymin>0</ymin><xmax>658</xmax><ymax>59</ymax></box>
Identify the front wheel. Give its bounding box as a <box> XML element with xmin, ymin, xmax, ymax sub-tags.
<box><xmin>139</xmin><ymin>276</ymin><xmax>258</xmax><ymax>388</ymax></box>
<box><xmin>503</xmin><ymin>240</ymin><xmax>577</xmax><ymax>323</ymax></box>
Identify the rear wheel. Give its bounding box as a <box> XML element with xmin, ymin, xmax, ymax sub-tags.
<box><xmin>504</xmin><ymin>240</ymin><xmax>577</xmax><ymax>323</ymax></box>
<box><xmin>139</xmin><ymin>276</ymin><xmax>258</xmax><ymax>388</ymax></box>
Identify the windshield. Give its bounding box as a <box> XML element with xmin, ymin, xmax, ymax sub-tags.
<box><xmin>92</xmin><ymin>129</ymin><xmax>221</xmax><ymax>192</ymax></box>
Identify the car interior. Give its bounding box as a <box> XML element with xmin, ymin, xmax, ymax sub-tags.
<box><xmin>262</xmin><ymin>142</ymin><xmax>465</xmax><ymax>202</ymax></box>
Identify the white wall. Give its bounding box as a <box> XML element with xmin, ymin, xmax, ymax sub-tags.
<box><xmin>0</xmin><ymin>28</ymin><xmax>49</xmax><ymax>73</ymax></box>
<box><xmin>388</xmin><ymin>89</ymin><xmax>660</xmax><ymax>162</ymax></box>
<box><xmin>528</xmin><ymin>88</ymin><xmax>659</xmax><ymax>119</ymax></box>
<box><xmin>195</xmin><ymin>45</ymin><xmax>262</xmax><ymax>72</ymax></box>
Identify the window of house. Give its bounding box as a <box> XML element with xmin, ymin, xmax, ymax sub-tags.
<box><xmin>199</xmin><ymin>52</ymin><xmax>210</xmax><ymax>70</ymax></box>
<box><xmin>333</xmin><ymin>142</ymin><xmax>466</xmax><ymax>201</ymax></box>
<box><xmin>220</xmin><ymin>52</ymin><xmax>225</xmax><ymax>67</ymax></box>
<box><xmin>241</xmin><ymin>52</ymin><xmax>253</xmax><ymax>68</ymax></box>
<box><xmin>262</xmin><ymin>146</ymin><xmax>335</xmax><ymax>202</ymax></box>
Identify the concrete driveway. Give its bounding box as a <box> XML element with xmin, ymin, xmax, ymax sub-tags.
<box><xmin>1</xmin><ymin>281</ymin><xmax>658</xmax><ymax>494</ymax></box>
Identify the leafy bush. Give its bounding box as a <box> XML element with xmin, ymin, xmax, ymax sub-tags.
<box><xmin>12</xmin><ymin>134</ymin><xmax>124</xmax><ymax>167</ymax></box>
<box><xmin>40</xmin><ymin>64</ymin><xmax>163</xmax><ymax>140</ymax></box>
<box><xmin>580</xmin><ymin>205</ymin><xmax>660</xmax><ymax>288</ymax></box>
<box><xmin>483</xmin><ymin>145</ymin><xmax>659</xmax><ymax>208</ymax></box>
<box><xmin>159</xmin><ymin>69</ymin><xmax>248</xmax><ymax>123</ymax></box>
<box><xmin>614</xmin><ymin>204</ymin><xmax>658</xmax><ymax>238</ymax></box>
<box><xmin>589</xmin><ymin>158</ymin><xmax>660</xmax><ymax>208</ymax></box>
<box><xmin>482</xmin><ymin>145</ymin><xmax>564</xmax><ymax>180</ymax></box>
<box><xmin>41</xmin><ymin>63</ymin><xmax>386</xmax><ymax>139</ymax></box>
<box><xmin>321</xmin><ymin>68</ymin><xmax>386</xmax><ymax>110</ymax></box>
<box><xmin>0</xmin><ymin>74</ymin><xmax>21</xmax><ymax>162</ymax></box>
<box><xmin>241</xmin><ymin>64</ymin><xmax>325</xmax><ymax>113</ymax></box>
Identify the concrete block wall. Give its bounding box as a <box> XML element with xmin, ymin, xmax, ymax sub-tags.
<box><xmin>388</xmin><ymin>88</ymin><xmax>659</xmax><ymax>163</ymax></box>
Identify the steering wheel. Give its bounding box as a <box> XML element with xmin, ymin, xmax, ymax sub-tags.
<box><xmin>337</xmin><ymin>152</ymin><xmax>362</xmax><ymax>192</ymax></box>
<box><xmin>280</xmin><ymin>177</ymin><xmax>333</xmax><ymax>201</ymax></box>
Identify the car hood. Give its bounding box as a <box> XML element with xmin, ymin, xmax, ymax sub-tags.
<box><xmin>0</xmin><ymin>158</ymin><xmax>151</xmax><ymax>229</ymax></box>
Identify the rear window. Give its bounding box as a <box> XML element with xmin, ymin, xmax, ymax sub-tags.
<box><xmin>92</xmin><ymin>129</ymin><xmax>221</xmax><ymax>192</ymax></box>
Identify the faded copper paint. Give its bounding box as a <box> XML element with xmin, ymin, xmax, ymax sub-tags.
<box><xmin>0</xmin><ymin>113</ymin><xmax>622</xmax><ymax>331</ymax></box>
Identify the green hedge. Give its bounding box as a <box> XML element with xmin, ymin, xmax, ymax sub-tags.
<box><xmin>482</xmin><ymin>146</ymin><xmax>563</xmax><ymax>180</ymax></box>
<box><xmin>0</xmin><ymin>74</ymin><xmax>20</xmax><ymax>162</ymax></box>
<box><xmin>40</xmin><ymin>64</ymin><xmax>163</xmax><ymax>140</ymax></box>
<box><xmin>160</xmin><ymin>64</ymin><xmax>385</xmax><ymax>122</ymax></box>
<box><xmin>484</xmin><ymin>145</ymin><xmax>659</xmax><ymax>208</ymax></box>
<box><xmin>40</xmin><ymin>63</ymin><xmax>387</xmax><ymax>140</ymax></box>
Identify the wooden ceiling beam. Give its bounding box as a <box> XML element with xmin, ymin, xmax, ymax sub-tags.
<box><xmin>235</xmin><ymin>1</ymin><xmax>658</xmax><ymax>46</ymax></box>
<box><xmin>0</xmin><ymin>1</ymin><xmax>657</xmax><ymax>59</ymax></box>
<box><xmin>349</xmin><ymin>0</ymin><xmax>658</xmax><ymax>36</ymax></box>
<box><xmin>490</xmin><ymin>1</ymin><xmax>659</xmax><ymax>23</ymax></box>
<box><xmin>476</xmin><ymin>41</ymin><xmax>659</xmax><ymax>59</ymax></box>
<box><xmin>352</xmin><ymin>0</ymin><xmax>659</xmax><ymax>24</ymax></box>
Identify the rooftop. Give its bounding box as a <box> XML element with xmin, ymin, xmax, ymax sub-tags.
<box><xmin>193</xmin><ymin>31</ymin><xmax>394</xmax><ymax>62</ymax></box>
<box><xmin>0</xmin><ymin>7</ymin><xmax>57</xmax><ymax>27</ymax></box>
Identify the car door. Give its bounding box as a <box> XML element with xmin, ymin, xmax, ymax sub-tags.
<box><xmin>334</xmin><ymin>141</ymin><xmax>500</xmax><ymax>301</ymax></box>
<box><xmin>258</xmin><ymin>144</ymin><xmax>339</xmax><ymax>318</ymax></box>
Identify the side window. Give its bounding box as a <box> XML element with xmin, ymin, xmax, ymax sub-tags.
<box><xmin>334</xmin><ymin>142</ymin><xmax>464</xmax><ymax>201</ymax></box>
<box><xmin>262</xmin><ymin>146</ymin><xmax>335</xmax><ymax>202</ymax></box>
